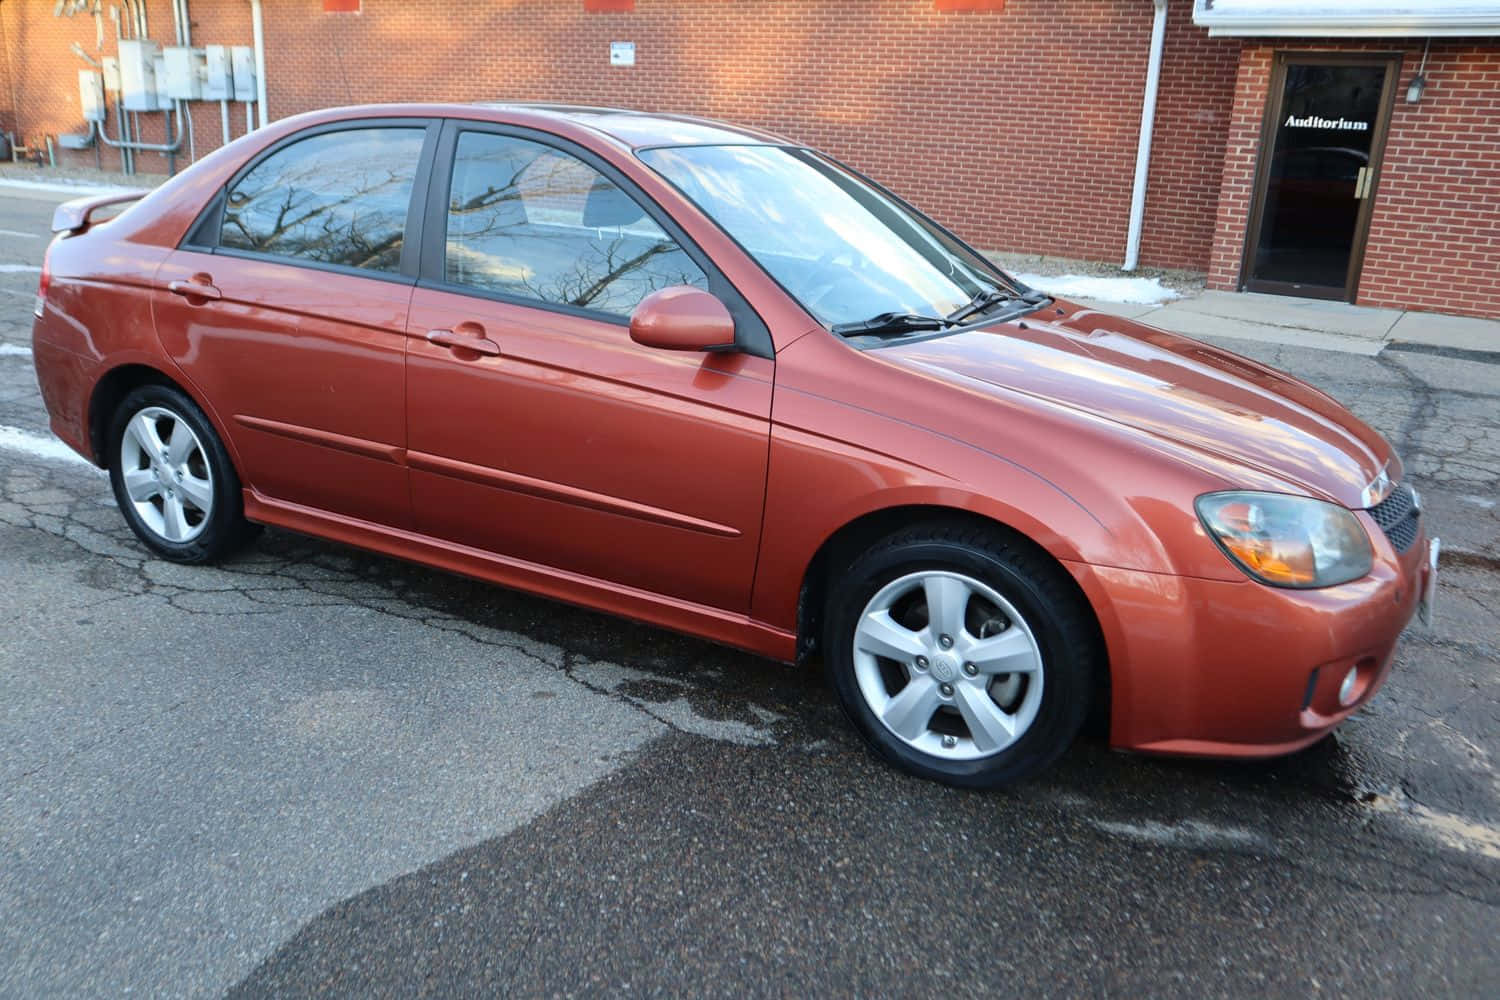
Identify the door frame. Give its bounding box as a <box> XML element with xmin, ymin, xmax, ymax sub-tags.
<box><xmin>1239</xmin><ymin>51</ymin><xmax>1402</xmax><ymax>302</ymax></box>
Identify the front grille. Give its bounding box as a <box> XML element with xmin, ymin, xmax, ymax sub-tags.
<box><xmin>1367</xmin><ymin>482</ymin><xmax>1419</xmax><ymax>554</ymax></box>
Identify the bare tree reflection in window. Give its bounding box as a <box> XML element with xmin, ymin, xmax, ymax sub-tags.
<box><xmin>444</xmin><ymin>132</ymin><xmax>708</xmax><ymax>317</ymax></box>
<box><xmin>221</xmin><ymin>129</ymin><xmax>424</xmax><ymax>273</ymax></box>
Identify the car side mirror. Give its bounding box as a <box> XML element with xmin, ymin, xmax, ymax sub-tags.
<box><xmin>629</xmin><ymin>286</ymin><xmax>737</xmax><ymax>353</ymax></box>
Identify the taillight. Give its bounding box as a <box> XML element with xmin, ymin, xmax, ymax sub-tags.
<box><xmin>34</xmin><ymin>239</ymin><xmax>54</xmax><ymax>319</ymax></box>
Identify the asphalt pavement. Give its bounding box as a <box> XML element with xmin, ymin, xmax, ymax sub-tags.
<box><xmin>1</xmin><ymin>190</ymin><xmax>1496</xmax><ymax>998</ymax></box>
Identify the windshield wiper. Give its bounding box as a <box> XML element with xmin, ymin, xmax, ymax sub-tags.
<box><xmin>946</xmin><ymin>288</ymin><xmax>1014</xmax><ymax>324</ymax></box>
<box><xmin>831</xmin><ymin>312</ymin><xmax>953</xmax><ymax>337</ymax></box>
<box><xmin>945</xmin><ymin>285</ymin><xmax>1050</xmax><ymax>324</ymax></box>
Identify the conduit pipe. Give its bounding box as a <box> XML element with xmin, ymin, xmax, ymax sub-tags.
<box><xmin>173</xmin><ymin>0</ymin><xmax>195</xmax><ymax>163</ymax></box>
<box><xmin>100</xmin><ymin>104</ymin><xmax>187</xmax><ymax>154</ymax></box>
<box><xmin>1123</xmin><ymin>0</ymin><xmax>1168</xmax><ymax>273</ymax></box>
<box><xmin>250</xmin><ymin>0</ymin><xmax>268</xmax><ymax>129</ymax></box>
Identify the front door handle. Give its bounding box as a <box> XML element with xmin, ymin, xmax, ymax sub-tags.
<box><xmin>168</xmin><ymin>276</ymin><xmax>222</xmax><ymax>301</ymax></box>
<box><xmin>427</xmin><ymin>328</ymin><xmax>501</xmax><ymax>357</ymax></box>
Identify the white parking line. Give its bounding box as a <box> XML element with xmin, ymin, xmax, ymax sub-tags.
<box><xmin>0</xmin><ymin>424</ymin><xmax>95</xmax><ymax>467</ymax></box>
<box><xmin>0</xmin><ymin>264</ymin><xmax>41</xmax><ymax>273</ymax></box>
<box><xmin>1091</xmin><ymin>817</ymin><xmax>1272</xmax><ymax>853</ymax></box>
<box><xmin>0</xmin><ymin>228</ymin><xmax>39</xmax><ymax>239</ymax></box>
<box><xmin>0</xmin><ymin>344</ymin><xmax>32</xmax><ymax>358</ymax></box>
<box><xmin>0</xmin><ymin>177</ymin><xmax>142</xmax><ymax>197</ymax></box>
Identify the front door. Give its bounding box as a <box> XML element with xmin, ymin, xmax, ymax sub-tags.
<box><xmin>404</xmin><ymin>125</ymin><xmax>773</xmax><ymax>612</ymax></box>
<box><xmin>1243</xmin><ymin>54</ymin><xmax>1399</xmax><ymax>301</ymax></box>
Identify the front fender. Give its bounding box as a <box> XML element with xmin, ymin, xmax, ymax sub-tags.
<box><xmin>749</xmin><ymin>331</ymin><xmax>1247</xmax><ymax>633</ymax></box>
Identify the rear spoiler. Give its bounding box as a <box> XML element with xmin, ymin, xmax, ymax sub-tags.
<box><xmin>50</xmin><ymin>189</ymin><xmax>150</xmax><ymax>235</ymax></box>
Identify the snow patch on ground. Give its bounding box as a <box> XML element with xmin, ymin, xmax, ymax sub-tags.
<box><xmin>0</xmin><ymin>425</ymin><xmax>94</xmax><ymax>467</ymax></box>
<box><xmin>1013</xmin><ymin>272</ymin><xmax>1180</xmax><ymax>305</ymax></box>
<box><xmin>0</xmin><ymin>177</ymin><xmax>143</xmax><ymax>198</ymax></box>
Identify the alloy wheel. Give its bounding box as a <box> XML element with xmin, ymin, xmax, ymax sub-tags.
<box><xmin>851</xmin><ymin>570</ymin><xmax>1044</xmax><ymax>761</ymax></box>
<box><xmin>118</xmin><ymin>406</ymin><xmax>215</xmax><ymax>544</ymax></box>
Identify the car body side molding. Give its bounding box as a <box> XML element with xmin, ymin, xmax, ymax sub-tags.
<box><xmin>406</xmin><ymin>450</ymin><xmax>742</xmax><ymax>539</ymax></box>
<box><xmin>232</xmin><ymin>414</ymin><xmax>405</xmax><ymax>465</ymax></box>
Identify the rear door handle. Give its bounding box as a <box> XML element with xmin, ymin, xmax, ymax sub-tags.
<box><xmin>168</xmin><ymin>278</ymin><xmax>222</xmax><ymax>301</ymax></box>
<box><xmin>427</xmin><ymin>328</ymin><xmax>501</xmax><ymax>357</ymax></box>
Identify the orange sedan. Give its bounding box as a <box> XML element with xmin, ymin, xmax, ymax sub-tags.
<box><xmin>30</xmin><ymin>104</ymin><xmax>1437</xmax><ymax>786</ymax></box>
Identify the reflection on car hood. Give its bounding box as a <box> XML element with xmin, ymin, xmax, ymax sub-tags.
<box><xmin>878</xmin><ymin>304</ymin><xmax>1395</xmax><ymax>509</ymax></box>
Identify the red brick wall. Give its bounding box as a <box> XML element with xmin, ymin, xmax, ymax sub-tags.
<box><xmin>1205</xmin><ymin>46</ymin><xmax>1273</xmax><ymax>295</ymax></box>
<box><xmin>0</xmin><ymin>0</ymin><xmax>1239</xmax><ymax>274</ymax></box>
<box><xmin>1139</xmin><ymin>1</ymin><xmax>1242</xmax><ymax>270</ymax></box>
<box><xmin>0</xmin><ymin>1</ymin><xmax>254</xmax><ymax>172</ymax></box>
<box><xmin>1207</xmin><ymin>39</ymin><xmax>1500</xmax><ymax>319</ymax></box>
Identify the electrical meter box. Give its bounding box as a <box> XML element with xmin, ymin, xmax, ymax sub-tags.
<box><xmin>203</xmin><ymin>45</ymin><xmax>233</xmax><ymax>101</ymax></box>
<box><xmin>162</xmin><ymin>46</ymin><xmax>203</xmax><ymax>100</ymax></box>
<box><xmin>118</xmin><ymin>39</ymin><xmax>162</xmax><ymax>111</ymax></box>
<box><xmin>231</xmin><ymin>46</ymin><xmax>256</xmax><ymax>102</ymax></box>
<box><xmin>101</xmin><ymin>56</ymin><xmax>121</xmax><ymax>93</ymax></box>
<box><xmin>154</xmin><ymin>56</ymin><xmax>172</xmax><ymax>109</ymax></box>
<box><xmin>78</xmin><ymin>70</ymin><xmax>106</xmax><ymax>123</ymax></box>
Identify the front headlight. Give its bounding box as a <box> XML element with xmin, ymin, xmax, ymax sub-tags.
<box><xmin>1196</xmin><ymin>492</ymin><xmax>1373</xmax><ymax>588</ymax></box>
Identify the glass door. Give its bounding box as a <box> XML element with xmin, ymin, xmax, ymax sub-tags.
<box><xmin>1244</xmin><ymin>54</ymin><xmax>1399</xmax><ymax>301</ymax></box>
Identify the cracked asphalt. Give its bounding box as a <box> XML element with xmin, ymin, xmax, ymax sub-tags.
<box><xmin>1</xmin><ymin>191</ymin><xmax>1497</xmax><ymax>998</ymax></box>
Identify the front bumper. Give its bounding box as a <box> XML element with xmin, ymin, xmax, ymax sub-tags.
<box><xmin>1065</xmin><ymin>514</ymin><xmax>1433</xmax><ymax>758</ymax></box>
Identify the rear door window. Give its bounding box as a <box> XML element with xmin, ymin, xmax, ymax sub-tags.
<box><xmin>220</xmin><ymin>127</ymin><xmax>425</xmax><ymax>273</ymax></box>
<box><xmin>443</xmin><ymin>131</ymin><xmax>707</xmax><ymax>317</ymax></box>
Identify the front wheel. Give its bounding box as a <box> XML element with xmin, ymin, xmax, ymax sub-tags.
<box><xmin>107</xmin><ymin>383</ymin><xmax>253</xmax><ymax>564</ymax></box>
<box><xmin>824</xmin><ymin>522</ymin><xmax>1101</xmax><ymax>787</ymax></box>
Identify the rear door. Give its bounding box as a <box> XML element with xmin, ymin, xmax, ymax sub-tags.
<box><xmin>404</xmin><ymin>122</ymin><xmax>774</xmax><ymax>612</ymax></box>
<box><xmin>153</xmin><ymin>119</ymin><xmax>437</xmax><ymax>528</ymax></box>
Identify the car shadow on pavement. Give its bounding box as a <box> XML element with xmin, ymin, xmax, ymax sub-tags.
<box><xmin>226</xmin><ymin>727</ymin><xmax>1499</xmax><ymax>998</ymax></box>
<box><xmin>188</xmin><ymin>531</ymin><xmax>1498</xmax><ymax>997</ymax></box>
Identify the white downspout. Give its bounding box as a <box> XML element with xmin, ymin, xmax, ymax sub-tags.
<box><xmin>1123</xmin><ymin>0</ymin><xmax>1168</xmax><ymax>272</ymax></box>
<box><xmin>250</xmin><ymin>0</ymin><xmax>268</xmax><ymax>129</ymax></box>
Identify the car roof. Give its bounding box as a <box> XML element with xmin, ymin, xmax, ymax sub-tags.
<box><xmin>475</xmin><ymin>103</ymin><xmax>793</xmax><ymax>149</ymax></box>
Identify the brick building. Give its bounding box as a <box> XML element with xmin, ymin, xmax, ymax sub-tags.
<box><xmin>2</xmin><ymin>1</ymin><xmax>1497</xmax><ymax>319</ymax></box>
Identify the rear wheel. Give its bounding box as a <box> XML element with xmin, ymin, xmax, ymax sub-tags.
<box><xmin>824</xmin><ymin>522</ymin><xmax>1100</xmax><ymax>787</ymax></box>
<box><xmin>107</xmin><ymin>384</ymin><xmax>252</xmax><ymax>563</ymax></box>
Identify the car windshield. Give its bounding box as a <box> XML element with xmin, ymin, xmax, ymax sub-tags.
<box><xmin>638</xmin><ymin>144</ymin><xmax>1015</xmax><ymax>329</ymax></box>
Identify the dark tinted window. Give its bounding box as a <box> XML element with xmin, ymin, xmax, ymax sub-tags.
<box><xmin>220</xmin><ymin>127</ymin><xmax>423</xmax><ymax>273</ymax></box>
<box><xmin>444</xmin><ymin>131</ymin><xmax>707</xmax><ymax>316</ymax></box>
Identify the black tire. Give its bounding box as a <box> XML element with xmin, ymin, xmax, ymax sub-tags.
<box><xmin>824</xmin><ymin>520</ymin><xmax>1102</xmax><ymax>788</ymax></box>
<box><xmin>107</xmin><ymin>383</ymin><xmax>254</xmax><ymax>564</ymax></box>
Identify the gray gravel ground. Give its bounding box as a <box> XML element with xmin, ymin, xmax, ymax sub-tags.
<box><xmin>0</xmin><ymin>192</ymin><xmax>1496</xmax><ymax>998</ymax></box>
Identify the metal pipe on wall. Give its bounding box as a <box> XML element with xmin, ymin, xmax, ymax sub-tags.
<box><xmin>99</xmin><ymin>102</ymin><xmax>187</xmax><ymax>154</ymax></box>
<box><xmin>109</xmin><ymin>2</ymin><xmax>134</xmax><ymax>175</ymax></box>
<box><xmin>250</xmin><ymin>0</ymin><xmax>268</xmax><ymax>129</ymax></box>
<box><xmin>172</xmin><ymin>0</ymin><xmax>194</xmax><ymax>164</ymax></box>
<box><xmin>1123</xmin><ymin>0</ymin><xmax>1168</xmax><ymax>273</ymax></box>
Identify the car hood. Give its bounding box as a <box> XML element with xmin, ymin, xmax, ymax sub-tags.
<box><xmin>878</xmin><ymin>304</ymin><xmax>1395</xmax><ymax>509</ymax></box>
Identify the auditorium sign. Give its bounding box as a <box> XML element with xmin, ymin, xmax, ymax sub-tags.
<box><xmin>1284</xmin><ymin>114</ymin><xmax>1369</xmax><ymax>131</ymax></box>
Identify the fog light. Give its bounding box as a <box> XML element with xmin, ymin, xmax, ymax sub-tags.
<box><xmin>1338</xmin><ymin>666</ymin><xmax>1360</xmax><ymax>706</ymax></box>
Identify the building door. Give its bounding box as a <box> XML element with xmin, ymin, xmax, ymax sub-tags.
<box><xmin>1243</xmin><ymin>54</ymin><xmax>1400</xmax><ymax>301</ymax></box>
